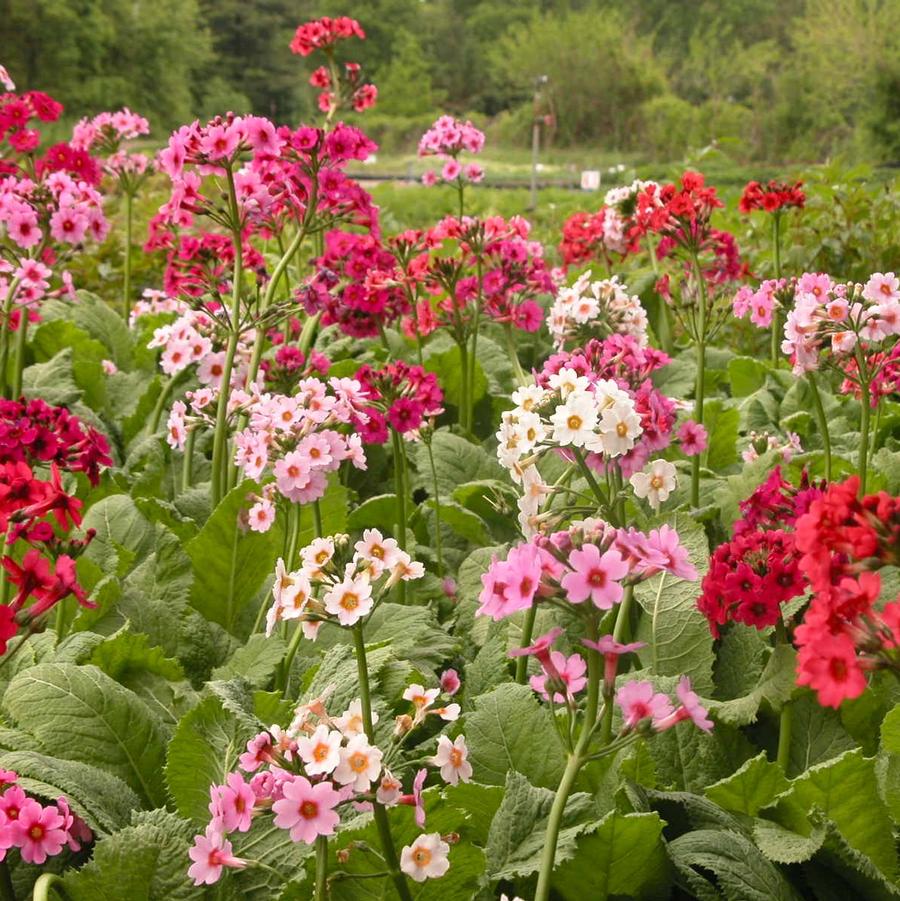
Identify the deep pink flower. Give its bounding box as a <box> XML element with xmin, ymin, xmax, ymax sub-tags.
<box><xmin>272</xmin><ymin>775</ymin><xmax>341</xmax><ymax>844</ymax></box>
<box><xmin>188</xmin><ymin>829</ymin><xmax>248</xmax><ymax>885</ymax></box>
<box><xmin>615</xmin><ymin>680</ymin><xmax>674</xmax><ymax>730</ymax></box>
<box><xmin>12</xmin><ymin>799</ymin><xmax>67</xmax><ymax>864</ymax></box>
<box><xmin>530</xmin><ymin>651</ymin><xmax>587</xmax><ymax>702</ymax></box>
<box><xmin>561</xmin><ymin>543</ymin><xmax>629</xmax><ymax>609</ymax></box>
<box><xmin>678</xmin><ymin>420</ymin><xmax>707</xmax><ymax>456</ymax></box>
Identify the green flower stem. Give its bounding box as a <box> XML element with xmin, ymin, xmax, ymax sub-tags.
<box><xmin>770</xmin><ymin>214</ymin><xmax>782</xmax><ymax>365</ymax></box>
<box><xmin>515</xmin><ymin>604</ymin><xmax>538</xmax><ymax>684</ymax></box>
<box><xmin>122</xmin><ymin>189</ymin><xmax>133</xmax><ymax>320</ymax></box>
<box><xmin>775</xmin><ymin>617</ymin><xmax>792</xmax><ymax>770</ymax></box>
<box><xmin>0</xmin><ymin>861</ymin><xmax>15</xmax><ymax>901</ymax></box>
<box><xmin>149</xmin><ymin>372</ymin><xmax>182</xmax><ymax>435</ymax></box>
<box><xmin>856</xmin><ymin>350</ymin><xmax>872</xmax><ymax>493</ymax></box>
<box><xmin>298</xmin><ymin>310</ymin><xmax>322</xmax><ymax>358</ymax></box>
<box><xmin>210</xmin><ymin>166</ymin><xmax>243</xmax><ymax>508</ymax></box>
<box><xmin>465</xmin><ymin>257</ymin><xmax>483</xmax><ymax>432</ymax></box>
<box><xmin>535</xmin><ymin>617</ymin><xmax>602</xmax><ymax>901</ymax></box>
<box><xmin>573</xmin><ymin>449</ymin><xmax>607</xmax><ymax>509</ymax></box>
<box><xmin>504</xmin><ymin>323</ymin><xmax>528</xmax><ymax>386</ymax></box>
<box><xmin>352</xmin><ymin>625</ymin><xmax>413</xmax><ymax>901</ymax></box>
<box><xmin>315</xmin><ymin>835</ymin><xmax>328</xmax><ymax>901</ymax></box>
<box><xmin>457</xmin><ymin>338</ymin><xmax>470</xmax><ymax>432</ymax></box>
<box><xmin>689</xmin><ymin>251</ymin><xmax>709</xmax><ymax>509</ymax></box>
<box><xmin>390</xmin><ymin>428</ymin><xmax>408</xmax><ymax>604</ymax></box>
<box><xmin>424</xmin><ymin>438</ymin><xmax>445</xmax><ymax>575</ymax></box>
<box><xmin>10</xmin><ymin>296</ymin><xmax>29</xmax><ymax>399</ymax></box>
<box><xmin>0</xmin><ymin>276</ymin><xmax>22</xmax><ymax>398</ymax></box>
<box><xmin>181</xmin><ymin>428</ymin><xmax>196</xmax><ymax>492</ymax></box>
<box><xmin>806</xmin><ymin>371</ymin><xmax>832</xmax><ymax>481</ymax></box>
<box><xmin>599</xmin><ymin>583</ymin><xmax>635</xmax><ymax>744</ymax></box>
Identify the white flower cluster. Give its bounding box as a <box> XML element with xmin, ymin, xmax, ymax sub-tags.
<box><xmin>268</xmin><ymin>529</ymin><xmax>424</xmax><ymax>637</ymax></box>
<box><xmin>601</xmin><ymin>179</ymin><xmax>660</xmax><ymax>253</ymax></box>
<box><xmin>496</xmin><ymin>370</ymin><xmax>643</xmax><ymax>535</ymax></box>
<box><xmin>547</xmin><ymin>271</ymin><xmax>649</xmax><ymax>350</ymax></box>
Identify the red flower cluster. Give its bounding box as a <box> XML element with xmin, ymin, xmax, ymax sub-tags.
<box><xmin>0</xmin><ymin>461</ymin><xmax>96</xmax><ymax>653</ymax></box>
<box><xmin>840</xmin><ymin>342</ymin><xmax>900</xmax><ymax>407</ymax></box>
<box><xmin>739</xmin><ymin>180</ymin><xmax>806</xmax><ymax>214</ymax></box>
<box><xmin>559</xmin><ymin>209</ymin><xmax>611</xmax><ymax>267</ymax></box>
<box><xmin>299</xmin><ymin>231</ymin><xmax>408</xmax><ymax>339</ymax></box>
<box><xmin>289</xmin><ymin>16</ymin><xmax>365</xmax><ymax>56</ymax></box>
<box><xmin>354</xmin><ymin>361</ymin><xmax>444</xmax><ymax>442</ymax></box>
<box><xmin>0</xmin><ymin>89</ymin><xmax>63</xmax><ymax>172</ymax></box>
<box><xmin>36</xmin><ymin>142</ymin><xmax>102</xmax><ymax>186</ymax></box>
<box><xmin>633</xmin><ymin>171</ymin><xmax>723</xmax><ymax>249</ymax></box>
<box><xmin>794</xmin><ymin>477</ymin><xmax>900</xmax><ymax>707</ymax></box>
<box><xmin>699</xmin><ymin>529</ymin><xmax>806</xmax><ymax>637</ymax></box>
<box><xmin>0</xmin><ymin>398</ymin><xmax>112</xmax><ymax>486</ymax></box>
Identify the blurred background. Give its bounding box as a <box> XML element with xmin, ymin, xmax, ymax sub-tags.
<box><xmin>3</xmin><ymin>0</ymin><xmax>900</xmax><ymax>166</ymax></box>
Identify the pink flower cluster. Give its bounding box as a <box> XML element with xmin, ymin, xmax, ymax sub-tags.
<box><xmin>781</xmin><ymin>272</ymin><xmax>900</xmax><ymax>373</ymax></box>
<box><xmin>267</xmin><ymin>528</ymin><xmax>424</xmax><ymax>636</ymax></box>
<box><xmin>0</xmin><ymin>772</ymin><xmax>91</xmax><ymax>865</ymax></box>
<box><xmin>733</xmin><ymin>278</ymin><xmax>790</xmax><ymax>329</ymax></box>
<box><xmin>189</xmin><ymin>681</ymin><xmax>465</xmax><ymax>886</ymax></box>
<box><xmin>353</xmin><ymin>361</ymin><xmax>444</xmax><ymax>442</ymax></box>
<box><xmin>616</xmin><ymin>677</ymin><xmax>712</xmax><ymax>732</ymax></box>
<box><xmin>477</xmin><ymin>517</ymin><xmax>697</xmax><ymax>622</ymax></box>
<box><xmin>71</xmin><ymin>108</ymin><xmax>150</xmax><ymax>153</ymax></box>
<box><xmin>418</xmin><ymin>116</ymin><xmax>485</xmax><ymax>186</ymax></box>
<box><xmin>289</xmin><ymin>16</ymin><xmax>365</xmax><ymax>56</ymax></box>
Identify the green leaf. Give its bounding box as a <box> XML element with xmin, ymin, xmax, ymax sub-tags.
<box><xmin>424</xmin><ymin>345</ymin><xmax>487</xmax><ymax>409</ymax></box>
<box><xmin>710</xmin><ymin>642</ymin><xmax>796</xmax><ymax>727</ymax></box>
<box><xmin>484</xmin><ymin>770</ymin><xmax>594</xmax><ymax>879</ymax></box>
<box><xmin>412</xmin><ymin>431</ymin><xmax>506</xmax><ymax>497</ymax></box>
<box><xmin>786</xmin><ymin>693</ymin><xmax>856</xmax><ymax>777</ymax></box>
<box><xmin>635</xmin><ymin>513</ymin><xmax>713</xmax><ymax>693</ymax></box>
<box><xmin>703</xmin><ymin>399</ymin><xmax>740</xmax><ymax>470</ymax></box>
<box><xmin>729</xmin><ymin>356</ymin><xmax>769</xmax><ymax>397</ymax></box>
<box><xmin>464</xmin><ymin>683</ymin><xmax>565</xmax><ymax>789</ymax></box>
<box><xmin>424</xmin><ymin>497</ymin><xmax>489</xmax><ymax>544</ymax></box>
<box><xmin>552</xmin><ymin>811</ymin><xmax>671</xmax><ymax>900</ymax></box>
<box><xmin>165</xmin><ymin>695</ymin><xmax>258</xmax><ymax>823</ymax></box>
<box><xmin>464</xmin><ymin>627</ymin><xmax>511</xmax><ymax>703</ymax></box>
<box><xmin>90</xmin><ymin>631</ymin><xmax>186</xmax><ymax>683</ymax></box>
<box><xmin>770</xmin><ymin>749</ymin><xmax>898</xmax><ymax>879</ymax></box>
<box><xmin>3</xmin><ymin>663</ymin><xmax>167</xmax><ymax>808</ymax></box>
<box><xmin>186</xmin><ymin>480</ymin><xmax>282</xmax><ymax>636</ymax></box>
<box><xmin>44</xmin><ymin>292</ymin><xmax>134</xmax><ymax>368</ymax></box>
<box><xmin>668</xmin><ymin>828</ymin><xmax>802</xmax><ymax>901</ymax></box>
<box><xmin>61</xmin><ymin>808</ymin><xmax>198</xmax><ymax>901</ymax></box>
<box><xmin>82</xmin><ymin>494</ymin><xmax>156</xmax><ymax>572</ymax></box>
<box><xmin>0</xmin><ymin>749</ymin><xmax>141</xmax><ymax>834</ymax></box>
<box><xmin>752</xmin><ymin>817</ymin><xmax>825</xmax><ymax>864</ymax></box>
<box><xmin>21</xmin><ymin>347</ymin><xmax>80</xmax><ymax>405</ymax></box>
<box><xmin>705</xmin><ymin>752</ymin><xmax>790</xmax><ymax>816</ymax></box>
<box><xmin>347</xmin><ymin>494</ymin><xmax>398</xmax><ymax>530</ymax></box>
<box><xmin>212</xmin><ymin>633</ymin><xmax>287</xmax><ymax>688</ymax></box>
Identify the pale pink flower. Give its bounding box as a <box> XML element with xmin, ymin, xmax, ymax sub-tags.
<box><xmin>561</xmin><ymin>544</ymin><xmax>628</xmax><ymax>609</ymax></box>
<box><xmin>272</xmin><ymin>776</ymin><xmax>341</xmax><ymax>844</ymax></box>
<box><xmin>530</xmin><ymin>651</ymin><xmax>587</xmax><ymax>702</ymax></box>
<box><xmin>431</xmin><ymin>734</ymin><xmax>472</xmax><ymax>786</ymax></box>
<box><xmin>400</xmin><ymin>832</ymin><xmax>450</xmax><ymax>882</ymax></box>
<box><xmin>211</xmin><ymin>772</ymin><xmax>255</xmax><ymax>833</ymax></box>
<box><xmin>248</xmin><ymin>498</ymin><xmax>276</xmax><ymax>533</ymax></box>
<box><xmin>323</xmin><ymin>572</ymin><xmax>373</xmax><ymax>626</ymax></box>
<box><xmin>333</xmin><ymin>735</ymin><xmax>383</xmax><ymax>792</ymax></box>
<box><xmin>296</xmin><ymin>724</ymin><xmax>342</xmax><ymax>776</ymax></box>
<box><xmin>615</xmin><ymin>680</ymin><xmax>674</xmax><ymax>731</ymax></box>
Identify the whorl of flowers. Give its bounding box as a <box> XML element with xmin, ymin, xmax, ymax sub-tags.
<box><xmin>478</xmin><ymin>517</ymin><xmax>697</xmax><ymax>622</ymax></box>
<box><xmin>780</xmin><ymin>272</ymin><xmax>900</xmax><ymax>374</ymax></box>
<box><xmin>0</xmin><ymin>86</ymin><xmax>64</xmax><ymax>172</ymax></box>
<box><xmin>418</xmin><ymin>115</ymin><xmax>485</xmax><ymax>186</ymax></box>
<box><xmin>547</xmin><ymin>271</ymin><xmax>649</xmax><ymax>350</ymax></box>
<box><xmin>0</xmin><ymin>772</ymin><xmax>91</xmax><ymax>865</ymax></box>
<box><xmin>698</xmin><ymin>468</ymin><xmax>820</xmax><ymax>638</ymax></box>
<box><xmin>353</xmin><ymin>361</ymin><xmax>443</xmax><ymax>443</ymax></box>
<box><xmin>168</xmin><ymin>378</ymin><xmax>370</xmax><ymax>529</ymax></box>
<box><xmin>632</xmin><ymin>171</ymin><xmax>723</xmax><ymax>247</ymax></box>
<box><xmin>794</xmin><ymin>477</ymin><xmax>900</xmax><ymax>707</ymax></box>
<box><xmin>401</xmin><ymin>215</ymin><xmax>553</xmax><ymax>338</ymax></box>
<box><xmin>0</xmin><ymin>172</ymin><xmax>108</xmax><ymax>313</ymax></box>
<box><xmin>841</xmin><ymin>341</ymin><xmax>900</xmax><ymax>407</ymax></box>
<box><xmin>267</xmin><ymin>528</ymin><xmax>424</xmax><ymax>636</ymax></box>
<box><xmin>299</xmin><ymin>230</ymin><xmax>408</xmax><ymax>338</ymax></box>
<box><xmin>128</xmin><ymin>288</ymin><xmax>189</xmax><ymax>326</ymax></box>
<box><xmin>733</xmin><ymin>278</ymin><xmax>792</xmax><ymax>329</ymax></box>
<box><xmin>71</xmin><ymin>108</ymin><xmax>150</xmax><ymax>154</ymax></box>
<box><xmin>290</xmin><ymin>17</ymin><xmax>375</xmax><ymax>117</ymax></box>
<box><xmin>188</xmin><ymin>674</ymin><xmax>465</xmax><ymax>886</ymax></box>
<box><xmin>535</xmin><ymin>335</ymin><xmax>676</xmax><ymax>480</ymax></box>
<box><xmin>739</xmin><ymin>179</ymin><xmax>805</xmax><ymax>214</ymax></box>
<box><xmin>741</xmin><ymin>430</ymin><xmax>803</xmax><ymax>464</ymax></box>
<box><xmin>0</xmin><ymin>397</ymin><xmax>112</xmax><ymax>485</ymax></box>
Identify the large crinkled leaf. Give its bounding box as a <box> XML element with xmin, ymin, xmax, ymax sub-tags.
<box><xmin>3</xmin><ymin>662</ymin><xmax>167</xmax><ymax>808</ymax></box>
<box><xmin>423</xmin><ymin>343</ymin><xmax>487</xmax><ymax>409</ymax></box>
<box><xmin>463</xmin><ymin>626</ymin><xmax>511</xmax><ymax>705</ymax></box>
<box><xmin>186</xmin><ymin>480</ymin><xmax>283</xmax><ymax>636</ymax></box>
<box><xmin>703</xmin><ymin>399</ymin><xmax>740</xmax><ymax>469</ymax></box>
<box><xmin>464</xmin><ymin>683</ymin><xmax>565</xmax><ymax>789</ymax></box>
<box><xmin>668</xmin><ymin>828</ymin><xmax>802</xmax><ymax>901</ymax></box>
<box><xmin>705</xmin><ymin>752</ymin><xmax>791</xmax><ymax>816</ymax></box>
<box><xmin>44</xmin><ymin>293</ymin><xmax>135</xmax><ymax>368</ymax></box>
<box><xmin>647</xmin><ymin>721</ymin><xmax>754</xmax><ymax>793</ymax></box>
<box><xmin>769</xmin><ymin>749</ymin><xmax>898</xmax><ymax>879</ymax></box>
<box><xmin>709</xmin><ymin>643</ymin><xmax>796</xmax><ymax>727</ymax></box>
<box><xmin>363</xmin><ymin>603</ymin><xmax>456</xmax><ymax>671</ymax></box>
<box><xmin>61</xmin><ymin>809</ymin><xmax>198</xmax><ymax>901</ymax></box>
<box><xmin>165</xmin><ymin>694</ymin><xmax>258</xmax><ymax>823</ymax></box>
<box><xmin>752</xmin><ymin>817</ymin><xmax>825</xmax><ymax>864</ymax></box>
<box><xmin>82</xmin><ymin>493</ymin><xmax>156</xmax><ymax>572</ymax></box>
<box><xmin>635</xmin><ymin>513</ymin><xmax>713</xmax><ymax>693</ymax></box>
<box><xmin>22</xmin><ymin>347</ymin><xmax>80</xmax><ymax>405</ymax></box>
<box><xmin>411</xmin><ymin>430</ymin><xmax>506</xmax><ymax>497</ymax></box>
<box><xmin>212</xmin><ymin>633</ymin><xmax>287</xmax><ymax>688</ymax></box>
<box><xmin>551</xmin><ymin>811</ymin><xmax>671</xmax><ymax>900</ymax></box>
<box><xmin>785</xmin><ymin>693</ymin><xmax>856</xmax><ymax>776</ymax></box>
<box><xmin>484</xmin><ymin>770</ymin><xmax>594</xmax><ymax>879</ymax></box>
<box><xmin>0</xmin><ymin>749</ymin><xmax>140</xmax><ymax>834</ymax></box>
